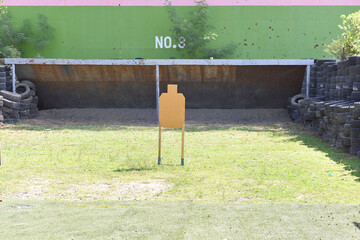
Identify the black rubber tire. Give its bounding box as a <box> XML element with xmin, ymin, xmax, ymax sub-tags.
<box><xmin>15</xmin><ymin>83</ymin><xmax>30</xmax><ymax>99</ymax></box>
<box><xmin>30</xmin><ymin>103</ymin><xmax>37</xmax><ymax>109</ymax></box>
<box><xmin>29</xmin><ymin>108</ymin><xmax>39</xmax><ymax>115</ymax></box>
<box><xmin>20</xmin><ymin>96</ymin><xmax>33</xmax><ymax>104</ymax></box>
<box><xmin>350</xmin><ymin>73</ymin><xmax>357</xmax><ymax>82</ymax></box>
<box><xmin>2</xmin><ymin>111</ymin><xmax>20</xmax><ymax>119</ymax></box>
<box><xmin>0</xmin><ymin>90</ymin><xmax>21</xmax><ymax>102</ymax></box>
<box><xmin>316</xmin><ymin>59</ymin><xmax>336</xmax><ymax>65</ymax></box>
<box><xmin>342</xmin><ymin>136</ymin><xmax>351</xmax><ymax>147</ymax></box>
<box><xmin>351</xmin><ymin>138</ymin><xmax>360</xmax><ymax>147</ymax></box>
<box><xmin>0</xmin><ymin>77</ymin><xmax>6</xmax><ymax>83</ymax></box>
<box><xmin>291</xmin><ymin>94</ymin><xmax>306</xmax><ymax>107</ymax></box>
<box><xmin>343</xmin><ymin>82</ymin><xmax>350</xmax><ymax>89</ymax></box>
<box><xmin>20</xmin><ymin>102</ymin><xmax>30</xmax><ymax>109</ymax></box>
<box><xmin>1</xmin><ymin>106</ymin><xmax>18</xmax><ymax>115</ymax></box>
<box><xmin>344</xmin><ymin>123</ymin><xmax>351</xmax><ymax>136</ymax></box>
<box><xmin>32</xmin><ymin>96</ymin><xmax>38</xmax><ymax>104</ymax></box>
<box><xmin>354</xmin><ymin>110</ymin><xmax>360</xmax><ymax>120</ymax></box>
<box><xmin>351</xmin><ymin>91</ymin><xmax>360</xmax><ymax>102</ymax></box>
<box><xmin>0</xmin><ymin>72</ymin><xmax>5</xmax><ymax>77</ymax></box>
<box><xmin>2</xmin><ymin>98</ymin><xmax>20</xmax><ymax>109</ymax></box>
<box><xmin>350</xmin><ymin>146</ymin><xmax>360</xmax><ymax>155</ymax></box>
<box><xmin>21</xmin><ymin>80</ymin><xmax>36</xmax><ymax>90</ymax></box>
<box><xmin>349</xmin><ymin>56</ymin><xmax>359</xmax><ymax>66</ymax></box>
<box><xmin>19</xmin><ymin>109</ymin><xmax>29</xmax><ymax>116</ymax></box>
<box><xmin>350</xmin><ymin>66</ymin><xmax>357</xmax><ymax>74</ymax></box>
<box><xmin>355</xmin><ymin>102</ymin><xmax>360</xmax><ymax>111</ymax></box>
<box><xmin>0</xmin><ymin>83</ymin><xmax>5</xmax><ymax>90</ymax></box>
<box><xmin>351</xmin><ymin>119</ymin><xmax>360</xmax><ymax>128</ymax></box>
<box><xmin>2</xmin><ymin>119</ymin><xmax>20</xmax><ymax>124</ymax></box>
<box><xmin>351</xmin><ymin>128</ymin><xmax>360</xmax><ymax>138</ymax></box>
<box><xmin>336</xmin><ymin>112</ymin><xmax>347</xmax><ymax>123</ymax></box>
<box><xmin>353</xmin><ymin>82</ymin><xmax>360</xmax><ymax>91</ymax></box>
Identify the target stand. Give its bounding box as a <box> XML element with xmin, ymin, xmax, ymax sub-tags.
<box><xmin>158</xmin><ymin>84</ymin><xmax>185</xmax><ymax>166</ymax></box>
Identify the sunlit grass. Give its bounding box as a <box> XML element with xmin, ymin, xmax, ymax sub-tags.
<box><xmin>1</xmin><ymin>123</ymin><xmax>360</xmax><ymax>203</ymax></box>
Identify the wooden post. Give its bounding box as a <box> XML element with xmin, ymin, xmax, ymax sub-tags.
<box><xmin>181</xmin><ymin>124</ymin><xmax>185</xmax><ymax>166</ymax></box>
<box><xmin>158</xmin><ymin>125</ymin><xmax>162</xmax><ymax>165</ymax></box>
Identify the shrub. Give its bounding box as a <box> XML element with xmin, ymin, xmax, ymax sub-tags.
<box><xmin>165</xmin><ymin>0</ymin><xmax>236</xmax><ymax>59</ymax></box>
<box><xmin>324</xmin><ymin>10</ymin><xmax>360</xmax><ymax>60</ymax></box>
<box><xmin>0</xmin><ymin>11</ymin><xmax>55</xmax><ymax>58</ymax></box>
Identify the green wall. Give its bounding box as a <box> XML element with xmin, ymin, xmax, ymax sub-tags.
<box><xmin>7</xmin><ymin>6</ymin><xmax>360</xmax><ymax>59</ymax></box>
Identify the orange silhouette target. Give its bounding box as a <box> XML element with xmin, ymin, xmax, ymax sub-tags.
<box><xmin>158</xmin><ymin>84</ymin><xmax>185</xmax><ymax>165</ymax></box>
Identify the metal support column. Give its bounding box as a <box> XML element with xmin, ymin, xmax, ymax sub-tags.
<box><xmin>12</xmin><ymin>63</ymin><xmax>16</xmax><ymax>93</ymax></box>
<box><xmin>306</xmin><ymin>65</ymin><xmax>310</xmax><ymax>98</ymax></box>
<box><xmin>156</xmin><ymin>64</ymin><xmax>160</xmax><ymax>123</ymax></box>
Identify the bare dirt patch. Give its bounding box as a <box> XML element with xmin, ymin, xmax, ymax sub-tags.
<box><xmin>2</xmin><ymin>178</ymin><xmax>173</xmax><ymax>201</ymax></box>
<box><xmin>21</xmin><ymin>108</ymin><xmax>291</xmax><ymax>127</ymax></box>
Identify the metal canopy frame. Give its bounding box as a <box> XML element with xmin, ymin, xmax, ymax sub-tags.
<box><xmin>4</xmin><ymin>58</ymin><xmax>315</xmax><ymax>121</ymax></box>
<box><xmin>5</xmin><ymin>58</ymin><xmax>314</xmax><ymax>66</ymax></box>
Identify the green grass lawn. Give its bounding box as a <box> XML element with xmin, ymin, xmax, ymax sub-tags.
<box><xmin>2</xmin><ymin>201</ymin><xmax>360</xmax><ymax>239</ymax></box>
<box><xmin>2</xmin><ymin>122</ymin><xmax>360</xmax><ymax>239</ymax></box>
<box><xmin>1</xmin><ymin>123</ymin><xmax>360</xmax><ymax>203</ymax></box>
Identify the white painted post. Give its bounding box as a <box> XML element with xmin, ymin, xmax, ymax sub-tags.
<box><xmin>306</xmin><ymin>65</ymin><xmax>310</xmax><ymax>98</ymax></box>
<box><xmin>156</xmin><ymin>64</ymin><xmax>160</xmax><ymax>123</ymax></box>
<box><xmin>12</xmin><ymin>64</ymin><xmax>16</xmax><ymax>93</ymax></box>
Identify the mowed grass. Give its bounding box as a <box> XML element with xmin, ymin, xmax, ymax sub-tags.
<box><xmin>1</xmin><ymin>123</ymin><xmax>360</xmax><ymax>203</ymax></box>
<box><xmin>2</xmin><ymin>201</ymin><xmax>360</xmax><ymax>240</ymax></box>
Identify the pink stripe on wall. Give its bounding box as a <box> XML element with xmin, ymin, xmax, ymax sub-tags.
<box><xmin>3</xmin><ymin>0</ymin><xmax>360</xmax><ymax>6</ymax></box>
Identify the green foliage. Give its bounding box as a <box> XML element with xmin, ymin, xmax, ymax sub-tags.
<box><xmin>165</xmin><ymin>0</ymin><xmax>236</xmax><ymax>59</ymax></box>
<box><xmin>324</xmin><ymin>10</ymin><xmax>360</xmax><ymax>60</ymax></box>
<box><xmin>0</xmin><ymin>1</ymin><xmax>6</xmax><ymax>15</ymax></box>
<box><xmin>33</xmin><ymin>14</ymin><xmax>55</xmax><ymax>49</ymax></box>
<box><xmin>0</xmin><ymin>12</ymin><xmax>55</xmax><ymax>58</ymax></box>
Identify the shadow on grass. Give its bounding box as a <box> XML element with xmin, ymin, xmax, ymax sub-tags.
<box><xmin>113</xmin><ymin>163</ymin><xmax>184</xmax><ymax>173</ymax></box>
<box><xmin>2</xmin><ymin>124</ymin><xmax>282</xmax><ymax>133</ymax></box>
<box><xmin>353</xmin><ymin>222</ymin><xmax>360</xmax><ymax>230</ymax></box>
<box><xmin>283</xmin><ymin>125</ymin><xmax>360</xmax><ymax>182</ymax></box>
<box><xmin>113</xmin><ymin>167</ymin><xmax>154</xmax><ymax>173</ymax></box>
<box><xmin>2</xmin><ymin>125</ymin><xmax>142</xmax><ymax>132</ymax></box>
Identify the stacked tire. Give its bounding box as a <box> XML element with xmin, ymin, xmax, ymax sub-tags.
<box><xmin>0</xmin><ymin>65</ymin><xmax>13</xmax><ymax>92</ymax></box>
<box><xmin>0</xmin><ymin>80</ymin><xmax>39</xmax><ymax>123</ymax></box>
<box><xmin>5</xmin><ymin>66</ymin><xmax>12</xmax><ymax>91</ymax></box>
<box><xmin>0</xmin><ymin>66</ymin><xmax>6</xmax><ymax>91</ymax></box>
<box><xmin>315</xmin><ymin>59</ymin><xmax>336</xmax><ymax>98</ymax></box>
<box><xmin>349</xmin><ymin>56</ymin><xmax>360</xmax><ymax>102</ymax></box>
<box><xmin>290</xmin><ymin>57</ymin><xmax>360</xmax><ymax>157</ymax></box>
<box><xmin>351</xmin><ymin>102</ymin><xmax>360</xmax><ymax>156</ymax></box>
<box><xmin>17</xmin><ymin>80</ymin><xmax>39</xmax><ymax>119</ymax></box>
<box><xmin>0</xmin><ymin>90</ymin><xmax>21</xmax><ymax>123</ymax></box>
<box><xmin>0</xmin><ymin>95</ymin><xmax>3</xmax><ymax>123</ymax></box>
<box><xmin>288</xmin><ymin>94</ymin><xmax>306</xmax><ymax>122</ymax></box>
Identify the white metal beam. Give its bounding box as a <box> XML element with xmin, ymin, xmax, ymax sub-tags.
<box><xmin>306</xmin><ymin>65</ymin><xmax>311</xmax><ymax>98</ymax></box>
<box><xmin>11</xmin><ymin>64</ymin><xmax>16</xmax><ymax>93</ymax></box>
<box><xmin>4</xmin><ymin>58</ymin><xmax>314</xmax><ymax>66</ymax></box>
<box><xmin>156</xmin><ymin>65</ymin><xmax>160</xmax><ymax>123</ymax></box>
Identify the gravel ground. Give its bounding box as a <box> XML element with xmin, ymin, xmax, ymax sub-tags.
<box><xmin>20</xmin><ymin>108</ymin><xmax>291</xmax><ymax>127</ymax></box>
